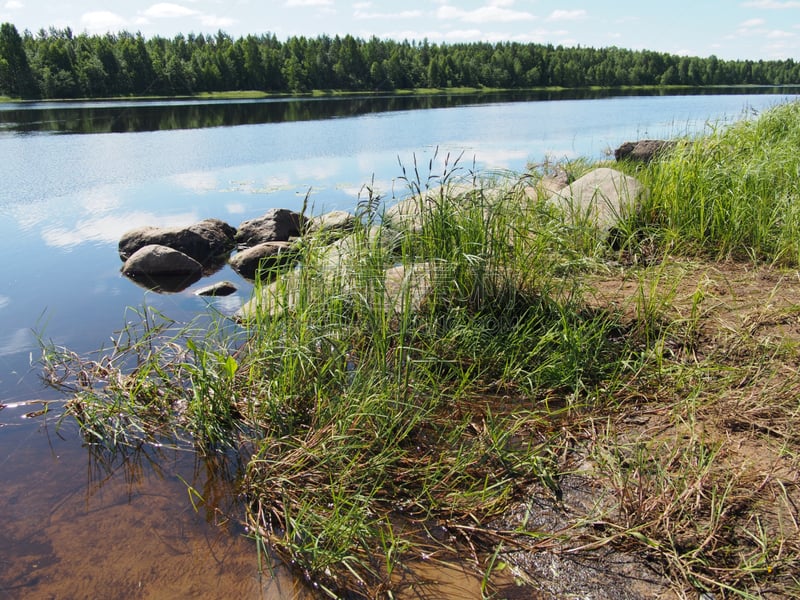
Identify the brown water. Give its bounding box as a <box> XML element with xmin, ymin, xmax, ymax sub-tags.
<box><xmin>0</xmin><ymin>403</ymin><xmax>495</xmax><ymax>599</ymax></box>
<box><xmin>0</xmin><ymin>402</ymin><xmax>308</xmax><ymax>599</ymax></box>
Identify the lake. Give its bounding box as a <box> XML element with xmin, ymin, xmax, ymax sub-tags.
<box><xmin>1</xmin><ymin>89</ymin><xmax>797</xmax><ymax>598</ymax></box>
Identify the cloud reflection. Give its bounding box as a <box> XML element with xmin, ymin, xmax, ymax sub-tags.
<box><xmin>171</xmin><ymin>171</ymin><xmax>220</xmax><ymax>193</ymax></box>
<box><xmin>0</xmin><ymin>328</ymin><xmax>36</xmax><ymax>358</ymax></box>
<box><xmin>42</xmin><ymin>211</ymin><xmax>199</xmax><ymax>249</ymax></box>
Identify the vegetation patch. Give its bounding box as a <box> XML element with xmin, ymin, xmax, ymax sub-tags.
<box><xmin>43</xmin><ymin>103</ymin><xmax>800</xmax><ymax>598</ymax></box>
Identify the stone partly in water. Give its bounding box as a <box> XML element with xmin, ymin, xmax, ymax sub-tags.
<box><xmin>234</xmin><ymin>208</ymin><xmax>307</xmax><ymax>247</ymax></box>
<box><xmin>122</xmin><ymin>244</ymin><xmax>204</xmax><ymax>292</ymax></box>
<box><xmin>228</xmin><ymin>241</ymin><xmax>297</xmax><ymax>280</ymax></box>
<box><xmin>194</xmin><ymin>281</ymin><xmax>238</xmax><ymax>297</ymax></box>
<box><xmin>118</xmin><ymin>218</ymin><xmax>237</xmax><ymax>266</ymax></box>
<box><xmin>122</xmin><ymin>244</ymin><xmax>203</xmax><ymax>277</ymax></box>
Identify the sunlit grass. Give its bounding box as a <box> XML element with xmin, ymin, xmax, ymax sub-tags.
<box><xmin>43</xmin><ymin>101</ymin><xmax>800</xmax><ymax>598</ymax></box>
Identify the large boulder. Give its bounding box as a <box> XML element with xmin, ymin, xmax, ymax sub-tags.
<box><xmin>119</xmin><ymin>218</ymin><xmax>236</xmax><ymax>265</ymax></box>
<box><xmin>229</xmin><ymin>241</ymin><xmax>297</xmax><ymax>280</ymax></box>
<box><xmin>235</xmin><ymin>208</ymin><xmax>307</xmax><ymax>247</ymax></box>
<box><xmin>614</xmin><ymin>139</ymin><xmax>674</xmax><ymax>164</ymax></box>
<box><xmin>547</xmin><ymin>168</ymin><xmax>646</xmax><ymax>236</ymax></box>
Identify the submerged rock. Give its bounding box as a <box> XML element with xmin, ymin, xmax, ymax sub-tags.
<box><xmin>118</xmin><ymin>218</ymin><xmax>236</xmax><ymax>265</ymax></box>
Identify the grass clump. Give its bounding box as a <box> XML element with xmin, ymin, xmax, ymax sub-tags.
<box><xmin>635</xmin><ymin>100</ymin><xmax>800</xmax><ymax>265</ymax></box>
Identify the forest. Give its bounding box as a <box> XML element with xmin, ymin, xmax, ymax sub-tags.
<box><xmin>1</xmin><ymin>21</ymin><xmax>800</xmax><ymax>99</ymax></box>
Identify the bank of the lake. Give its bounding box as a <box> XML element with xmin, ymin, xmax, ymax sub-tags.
<box><xmin>41</xmin><ymin>100</ymin><xmax>800</xmax><ymax>599</ymax></box>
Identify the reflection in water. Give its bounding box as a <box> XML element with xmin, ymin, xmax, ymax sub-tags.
<box><xmin>1</xmin><ymin>87</ymin><xmax>791</xmax><ymax>135</ymax></box>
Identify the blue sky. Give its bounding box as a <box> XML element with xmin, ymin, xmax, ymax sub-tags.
<box><xmin>0</xmin><ymin>0</ymin><xmax>798</xmax><ymax>61</ymax></box>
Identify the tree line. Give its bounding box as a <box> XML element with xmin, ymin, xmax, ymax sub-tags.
<box><xmin>2</xmin><ymin>22</ymin><xmax>799</xmax><ymax>99</ymax></box>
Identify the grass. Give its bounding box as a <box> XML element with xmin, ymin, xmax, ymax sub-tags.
<box><xmin>42</xmin><ymin>102</ymin><xmax>800</xmax><ymax>598</ymax></box>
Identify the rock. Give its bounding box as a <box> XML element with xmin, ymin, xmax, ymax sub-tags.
<box><xmin>194</xmin><ymin>281</ymin><xmax>238</xmax><ymax>297</ymax></box>
<box><xmin>229</xmin><ymin>241</ymin><xmax>296</xmax><ymax>280</ymax></box>
<box><xmin>383</xmin><ymin>183</ymin><xmax>477</xmax><ymax>232</ymax></box>
<box><xmin>235</xmin><ymin>260</ymin><xmax>440</xmax><ymax>323</ymax></box>
<box><xmin>318</xmin><ymin>226</ymin><xmax>403</xmax><ymax>270</ymax></box>
<box><xmin>119</xmin><ymin>218</ymin><xmax>236</xmax><ymax>265</ymax></box>
<box><xmin>382</xmin><ymin>262</ymin><xmax>439</xmax><ymax>314</ymax></box>
<box><xmin>547</xmin><ymin>168</ymin><xmax>646</xmax><ymax>236</ymax></box>
<box><xmin>235</xmin><ymin>208</ymin><xmax>307</xmax><ymax>247</ymax></box>
<box><xmin>614</xmin><ymin>139</ymin><xmax>674</xmax><ymax>164</ymax></box>
<box><xmin>235</xmin><ymin>272</ymin><xmax>302</xmax><ymax>322</ymax></box>
<box><xmin>523</xmin><ymin>170</ymin><xmax>571</xmax><ymax>201</ymax></box>
<box><xmin>306</xmin><ymin>210</ymin><xmax>357</xmax><ymax>237</ymax></box>
<box><xmin>122</xmin><ymin>244</ymin><xmax>203</xmax><ymax>277</ymax></box>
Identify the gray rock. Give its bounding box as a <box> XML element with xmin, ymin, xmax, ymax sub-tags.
<box><xmin>306</xmin><ymin>210</ymin><xmax>357</xmax><ymax>237</ymax></box>
<box><xmin>547</xmin><ymin>168</ymin><xmax>646</xmax><ymax>236</ymax></box>
<box><xmin>235</xmin><ymin>208</ymin><xmax>307</xmax><ymax>247</ymax></box>
<box><xmin>383</xmin><ymin>183</ymin><xmax>477</xmax><ymax>232</ymax></box>
<box><xmin>194</xmin><ymin>281</ymin><xmax>238</xmax><ymax>297</ymax></box>
<box><xmin>235</xmin><ymin>261</ymin><xmax>439</xmax><ymax>323</ymax></box>
<box><xmin>614</xmin><ymin>139</ymin><xmax>674</xmax><ymax>164</ymax></box>
<box><xmin>122</xmin><ymin>244</ymin><xmax>203</xmax><ymax>277</ymax></box>
<box><xmin>235</xmin><ymin>272</ymin><xmax>302</xmax><ymax>322</ymax></box>
<box><xmin>119</xmin><ymin>218</ymin><xmax>236</xmax><ymax>265</ymax></box>
<box><xmin>229</xmin><ymin>241</ymin><xmax>296</xmax><ymax>280</ymax></box>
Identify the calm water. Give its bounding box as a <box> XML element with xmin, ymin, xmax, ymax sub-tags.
<box><xmin>1</xmin><ymin>90</ymin><xmax>797</xmax><ymax>598</ymax></box>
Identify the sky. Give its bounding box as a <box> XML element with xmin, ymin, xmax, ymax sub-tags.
<box><xmin>0</xmin><ymin>0</ymin><xmax>799</xmax><ymax>61</ymax></box>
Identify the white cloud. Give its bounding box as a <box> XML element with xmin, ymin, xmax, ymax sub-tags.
<box><xmin>741</xmin><ymin>18</ymin><xmax>767</xmax><ymax>26</ymax></box>
<box><xmin>741</xmin><ymin>0</ymin><xmax>800</xmax><ymax>7</ymax></box>
<box><xmin>4</xmin><ymin>1</ymin><xmax>23</xmax><ymax>9</ymax></box>
<box><xmin>226</xmin><ymin>202</ymin><xmax>247</xmax><ymax>215</ymax></box>
<box><xmin>0</xmin><ymin>328</ymin><xmax>35</xmax><ymax>358</ymax></box>
<box><xmin>547</xmin><ymin>9</ymin><xmax>587</xmax><ymax>21</ymax></box>
<box><xmin>80</xmin><ymin>11</ymin><xmax>129</xmax><ymax>34</ymax></box>
<box><xmin>355</xmin><ymin>9</ymin><xmax>423</xmax><ymax>19</ymax></box>
<box><xmin>436</xmin><ymin>2</ymin><xmax>535</xmax><ymax>23</ymax></box>
<box><xmin>142</xmin><ymin>3</ymin><xmax>200</xmax><ymax>19</ymax></box>
<box><xmin>42</xmin><ymin>211</ymin><xmax>199</xmax><ymax>249</ymax></box>
<box><xmin>767</xmin><ymin>29</ymin><xmax>795</xmax><ymax>37</ymax></box>
<box><xmin>171</xmin><ymin>171</ymin><xmax>218</xmax><ymax>192</ymax></box>
<box><xmin>286</xmin><ymin>0</ymin><xmax>333</xmax><ymax>6</ymax></box>
<box><xmin>199</xmin><ymin>14</ymin><xmax>237</xmax><ymax>28</ymax></box>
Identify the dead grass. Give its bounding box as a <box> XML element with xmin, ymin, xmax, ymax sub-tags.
<box><xmin>499</xmin><ymin>259</ymin><xmax>800</xmax><ymax>599</ymax></box>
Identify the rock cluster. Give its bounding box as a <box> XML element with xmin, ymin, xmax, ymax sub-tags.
<box><xmin>118</xmin><ymin>144</ymin><xmax>654</xmax><ymax>314</ymax></box>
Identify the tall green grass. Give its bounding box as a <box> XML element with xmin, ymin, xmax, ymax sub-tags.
<box><xmin>636</xmin><ymin>101</ymin><xmax>800</xmax><ymax>265</ymax></box>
